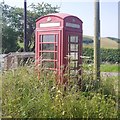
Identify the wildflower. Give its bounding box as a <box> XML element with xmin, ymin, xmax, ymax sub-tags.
<box><xmin>57</xmin><ymin>90</ymin><xmax>62</xmax><ymax>94</ymax></box>
<box><xmin>62</xmin><ymin>111</ymin><xmax>65</xmax><ymax>115</ymax></box>
<box><xmin>51</xmin><ymin>86</ymin><xmax>55</xmax><ymax>91</ymax></box>
<box><xmin>88</xmin><ymin>64</ymin><xmax>92</xmax><ymax>67</ymax></box>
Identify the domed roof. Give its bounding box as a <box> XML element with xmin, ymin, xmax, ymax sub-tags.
<box><xmin>36</xmin><ymin>13</ymin><xmax>82</xmax><ymax>22</ymax></box>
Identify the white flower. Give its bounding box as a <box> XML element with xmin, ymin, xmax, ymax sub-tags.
<box><xmin>62</xmin><ymin>111</ymin><xmax>65</xmax><ymax>115</ymax></box>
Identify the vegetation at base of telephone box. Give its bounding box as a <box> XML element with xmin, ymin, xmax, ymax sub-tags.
<box><xmin>2</xmin><ymin>63</ymin><xmax>118</xmax><ymax>119</ymax></box>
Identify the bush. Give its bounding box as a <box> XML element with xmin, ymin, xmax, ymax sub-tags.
<box><xmin>2</xmin><ymin>65</ymin><xmax>118</xmax><ymax>118</ymax></box>
<box><xmin>82</xmin><ymin>48</ymin><xmax>120</xmax><ymax>63</ymax></box>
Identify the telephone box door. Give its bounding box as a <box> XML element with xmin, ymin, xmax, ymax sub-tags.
<box><xmin>66</xmin><ymin>32</ymin><xmax>82</xmax><ymax>75</ymax></box>
<box><xmin>36</xmin><ymin>32</ymin><xmax>60</xmax><ymax>72</ymax></box>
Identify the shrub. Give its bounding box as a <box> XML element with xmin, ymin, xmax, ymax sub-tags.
<box><xmin>82</xmin><ymin>48</ymin><xmax>120</xmax><ymax>63</ymax></box>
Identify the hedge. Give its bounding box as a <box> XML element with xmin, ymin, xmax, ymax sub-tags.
<box><xmin>82</xmin><ymin>48</ymin><xmax>120</xmax><ymax>63</ymax></box>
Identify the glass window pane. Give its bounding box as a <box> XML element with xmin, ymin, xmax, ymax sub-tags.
<box><xmin>75</xmin><ymin>36</ymin><xmax>78</xmax><ymax>42</ymax></box>
<box><xmin>42</xmin><ymin>44</ymin><xmax>54</xmax><ymax>50</ymax></box>
<box><xmin>74</xmin><ymin>61</ymin><xmax>78</xmax><ymax>68</ymax></box>
<box><xmin>70</xmin><ymin>52</ymin><xmax>78</xmax><ymax>60</ymax></box>
<box><xmin>70</xmin><ymin>36</ymin><xmax>78</xmax><ymax>43</ymax></box>
<box><xmin>42</xmin><ymin>52</ymin><xmax>54</xmax><ymax>59</ymax></box>
<box><xmin>70</xmin><ymin>36</ymin><xmax>76</xmax><ymax>42</ymax></box>
<box><xmin>55</xmin><ymin>35</ymin><xmax>58</xmax><ymax>45</ymax></box>
<box><xmin>42</xmin><ymin>61</ymin><xmax>54</xmax><ymax>68</ymax></box>
<box><xmin>70</xmin><ymin>61</ymin><xmax>78</xmax><ymax>68</ymax></box>
<box><xmin>70</xmin><ymin>44</ymin><xmax>78</xmax><ymax>51</ymax></box>
<box><xmin>42</xmin><ymin>35</ymin><xmax>55</xmax><ymax>42</ymax></box>
<box><xmin>70</xmin><ymin>61</ymin><xmax>74</xmax><ymax>68</ymax></box>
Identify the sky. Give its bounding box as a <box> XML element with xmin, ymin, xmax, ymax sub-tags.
<box><xmin>0</xmin><ymin>0</ymin><xmax>119</xmax><ymax>38</ymax></box>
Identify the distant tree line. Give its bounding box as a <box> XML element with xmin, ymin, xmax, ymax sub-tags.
<box><xmin>83</xmin><ymin>37</ymin><xmax>93</xmax><ymax>44</ymax></box>
<box><xmin>1</xmin><ymin>2</ymin><xmax>59</xmax><ymax>53</ymax></box>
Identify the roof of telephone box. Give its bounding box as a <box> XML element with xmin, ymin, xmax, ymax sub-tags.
<box><xmin>36</xmin><ymin>13</ymin><xmax>82</xmax><ymax>22</ymax></box>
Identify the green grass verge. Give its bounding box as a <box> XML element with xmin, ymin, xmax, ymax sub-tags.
<box><xmin>83</xmin><ymin>63</ymin><xmax>119</xmax><ymax>72</ymax></box>
<box><xmin>101</xmin><ymin>64</ymin><xmax>119</xmax><ymax>72</ymax></box>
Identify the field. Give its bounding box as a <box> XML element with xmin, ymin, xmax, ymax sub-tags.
<box><xmin>1</xmin><ymin>63</ymin><xmax>119</xmax><ymax>118</ymax></box>
<box><xmin>83</xmin><ymin>35</ymin><xmax>119</xmax><ymax>49</ymax></box>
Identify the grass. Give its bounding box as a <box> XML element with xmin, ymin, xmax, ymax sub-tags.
<box><xmin>83</xmin><ymin>35</ymin><xmax>119</xmax><ymax>49</ymax></box>
<box><xmin>18</xmin><ymin>41</ymin><xmax>24</xmax><ymax>48</ymax></box>
<box><xmin>100</xmin><ymin>63</ymin><xmax>119</xmax><ymax>72</ymax></box>
<box><xmin>0</xmin><ymin>73</ymin><xmax>1</xmax><ymax>117</ymax></box>
<box><xmin>82</xmin><ymin>63</ymin><xmax>119</xmax><ymax>72</ymax></box>
<box><xmin>1</xmin><ymin>63</ymin><xmax>118</xmax><ymax>118</ymax></box>
<box><xmin>100</xmin><ymin>37</ymin><xmax>118</xmax><ymax>49</ymax></box>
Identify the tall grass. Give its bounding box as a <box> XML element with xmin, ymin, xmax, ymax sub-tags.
<box><xmin>2</xmin><ymin>62</ymin><xmax>118</xmax><ymax>118</ymax></box>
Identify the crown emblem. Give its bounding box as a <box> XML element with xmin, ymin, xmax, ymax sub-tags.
<box><xmin>47</xmin><ymin>17</ymin><xmax>52</xmax><ymax>22</ymax></box>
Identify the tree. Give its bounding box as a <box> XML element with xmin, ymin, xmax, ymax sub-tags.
<box><xmin>1</xmin><ymin>2</ymin><xmax>60</xmax><ymax>53</ymax></box>
<box><xmin>2</xmin><ymin>25</ymin><xmax>19</xmax><ymax>53</ymax></box>
<box><xmin>1</xmin><ymin>3</ymin><xmax>20</xmax><ymax>53</ymax></box>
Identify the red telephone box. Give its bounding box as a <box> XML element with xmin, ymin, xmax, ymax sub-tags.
<box><xmin>35</xmin><ymin>13</ymin><xmax>83</xmax><ymax>83</ymax></box>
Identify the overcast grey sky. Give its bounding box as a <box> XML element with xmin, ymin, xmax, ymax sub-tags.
<box><xmin>0</xmin><ymin>0</ymin><xmax>119</xmax><ymax>38</ymax></box>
